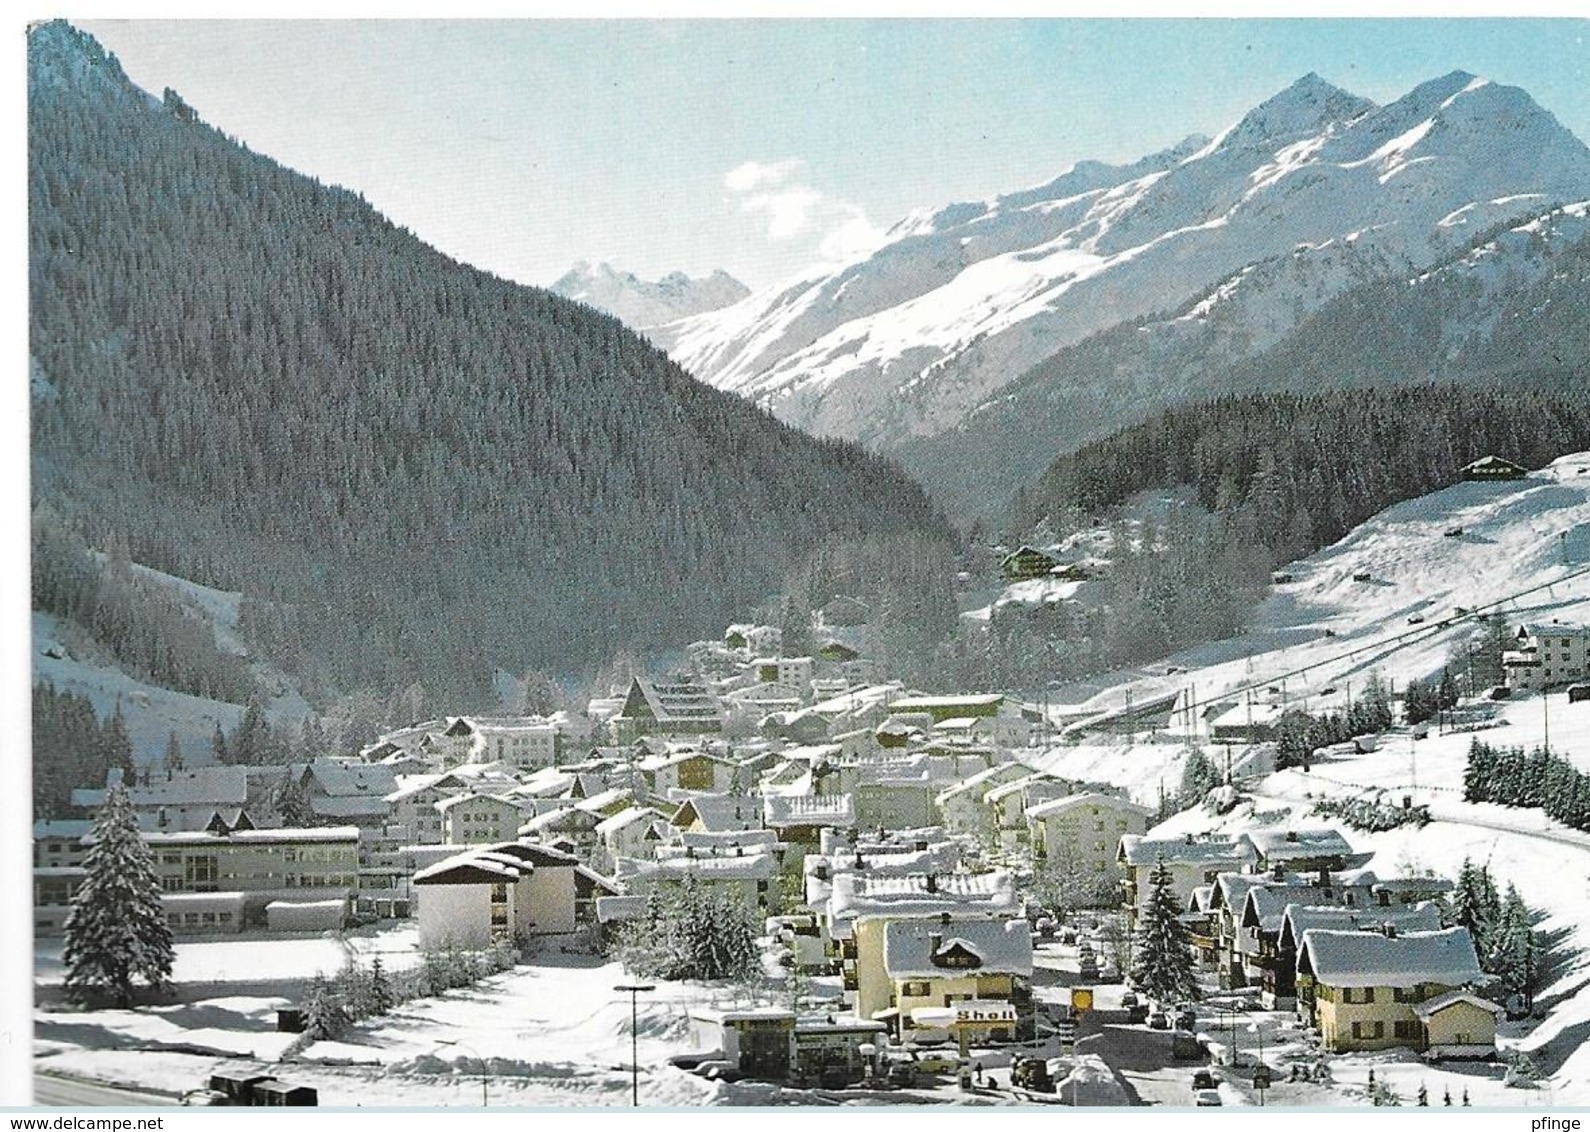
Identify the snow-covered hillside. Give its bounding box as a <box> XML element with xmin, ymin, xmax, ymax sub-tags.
<box><xmin>550</xmin><ymin>261</ymin><xmax>749</xmax><ymax>330</ymax></box>
<box><xmin>656</xmin><ymin>72</ymin><xmax>1590</xmax><ymax>450</ymax></box>
<box><xmin>33</xmin><ymin>560</ymin><xmax>310</xmax><ymax>764</ymax></box>
<box><xmin>1050</xmin><ymin>452</ymin><xmax>1590</xmax><ymax>731</ymax></box>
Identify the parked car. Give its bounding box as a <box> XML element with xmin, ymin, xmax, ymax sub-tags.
<box><xmin>692</xmin><ymin>1059</ymin><xmax>743</xmax><ymax>1082</ymax></box>
<box><xmin>668</xmin><ymin>1052</ymin><xmax>719</xmax><ymax>1071</ymax></box>
<box><xmin>1195</xmin><ymin>1088</ymin><xmax>1224</xmax><ymax>1106</ymax></box>
<box><xmin>180</xmin><ymin>1089</ymin><xmax>230</xmax><ymax>1107</ymax></box>
<box><xmin>1175</xmin><ymin>1006</ymin><xmax>1197</xmax><ymax>1031</ymax></box>
<box><xmin>1147</xmin><ymin>1008</ymin><xmax>1170</xmax><ymax>1030</ymax></box>
<box><xmin>1191</xmin><ymin>1070</ymin><xmax>1218</xmax><ymax>1091</ymax></box>
<box><xmin>912</xmin><ymin>1050</ymin><xmax>961</xmax><ymax>1074</ymax></box>
<box><xmin>885</xmin><ymin>1059</ymin><xmax>917</xmax><ymax>1087</ymax></box>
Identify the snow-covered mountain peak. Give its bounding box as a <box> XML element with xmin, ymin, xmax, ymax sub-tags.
<box><xmin>550</xmin><ymin>261</ymin><xmax>750</xmax><ymax>330</ymax></box>
<box><xmin>656</xmin><ymin>71</ymin><xmax>1590</xmax><ymax>454</ymax></box>
<box><xmin>1208</xmin><ymin>72</ymin><xmax>1376</xmax><ymax>156</ymax></box>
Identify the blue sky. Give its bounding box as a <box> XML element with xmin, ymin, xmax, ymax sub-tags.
<box><xmin>65</xmin><ymin>18</ymin><xmax>1590</xmax><ymax>290</ymax></box>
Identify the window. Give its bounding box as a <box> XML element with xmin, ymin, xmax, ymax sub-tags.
<box><xmin>1393</xmin><ymin>1021</ymin><xmax>1419</xmax><ymax>1039</ymax></box>
<box><xmin>1344</xmin><ymin>986</ymin><xmax>1376</xmax><ymax>1004</ymax></box>
<box><xmin>184</xmin><ymin>856</ymin><xmax>217</xmax><ymax>885</ymax></box>
<box><xmin>1393</xmin><ymin>986</ymin><xmax>1419</xmax><ymax>1003</ymax></box>
<box><xmin>900</xmin><ymin>980</ymin><xmax>931</xmax><ymax>998</ymax></box>
<box><xmin>1350</xmin><ymin>1021</ymin><xmax>1385</xmax><ymax>1039</ymax></box>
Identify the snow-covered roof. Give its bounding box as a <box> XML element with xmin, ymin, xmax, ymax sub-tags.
<box><xmin>73</xmin><ymin>766</ymin><xmax>249</xmax><ymax>810</ymax></box>
<box><xmin>830</xmin><ymin>870</ymin><xmax>1017</xmax><ymax>922</ymax></box>
<box><xmin>518</xmin><ymin>806</ymin><xmax>598</xmax><ymax>835</ymax></box>
<box><xmin>671</xmin><ymin>793</ymin><xmax>761</xmax><ymax>832</ymax></box>
<box><xmin>616</xmin><ymin>851</ymin><xmax>778</xmax><ymax>882</ymax></box>
<box><xmin>1278</xmin><ymin>901</ymin><xmax>1443</xmax><ymax>952</ymax></box>
<box><xmin>1410</xmin><ymin>988</ymin><xmax>1505</xmax><ymax>1021</ymax></box>
<box><xmin>1298</xmin><ymin>926</ymin><xmax>1485</xmax><ymax>988</ymax></box>
<box><xmin>304</xmin><ymin>760</ymin><xmax>399</xmax><ymax>798</ymax></box>
<box><xmin>1026</xmin><ymin>791</ymin><xmax>1152</xmax><ymax>821</ymax></box>
<box><xmin>595</xmin><ymin>805</ymin><xmax>665</xmax><ymax>838</ymax></box>
<box><xmin>138</xmin><ymin>826</ymin><xmax>359</xmax><ymax>845</ymax></box>
<box><xmin>763</xmin><ymin>793</ymin><xmax>856</xmax><ymax>829</ymax></box>
<box><xmin>882</xmin><ymin>916</ymin><xmax>1033</xmax><ymax>979</ymax></box>
<box><xmin>889</xmin><ymin>694</ymin><xmax>1004</xmax><ymax>713</ymax></box>
<box><xmin>1119</xmin><ymin>833</ymin><xmax>1258</xmax><ymax>867</ymax></box>
<box><xmin>312</xmin><ymin>795</ymin><xmax>392</xmax><ymax>818</ymax></box>
<box><xmin>596</xmin><ymin>895</ymin><xmax>650</xmax><ymax>923</ymax></box>
<box><xmin>435</xmin><ymin>792</ymin><xmax>519</xmax><ymax>814</ymax></box>
<box><xmin>1245</xmin><ymin>827</ymin><xmax>1357</xmax><ymax>863</ymax></box>
<box><xmin>933</xmin><ymin>762</ymin><xmax>1034</xmax><ymax>806</ymax></box>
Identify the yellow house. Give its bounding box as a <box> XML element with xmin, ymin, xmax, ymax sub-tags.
<box><xmin>879</xmin><ymin>914</ymin><xmax>1035</xmax><ymax>1045</ymax></box>
<box><xmin>1298</xmin><ymin>926</ymin><xmax>1493</xmax><ymax>1055</ymax></box>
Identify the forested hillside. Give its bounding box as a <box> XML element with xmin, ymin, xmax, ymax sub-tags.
<box><xmin>1020</xmin><ymin>381</ymin><xmax>1590</xmax><ymax>568</ymax></box>
<box><xmin>28</xmin><ymin>22</ymin><xmax>950</xmax><ymax>704</ymax></box>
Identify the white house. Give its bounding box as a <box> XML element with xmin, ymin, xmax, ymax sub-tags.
<box><xmin>411</xmin><ymin>841</ymin><xmax>580</xmax><ymax>949</ymax></box>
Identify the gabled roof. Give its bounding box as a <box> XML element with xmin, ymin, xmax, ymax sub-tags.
<box><xmin>1298</xmin><ymin>926</ymin><xmax>1484</xmax><ymax>988</ymax></box>
<box><xmin>1118</xmin><ymin>833</ymin><xmax>1258</xmax><ymax>868</ymax></box>
<box><xmin>303</xmin><ymin>760</ymin><xmax>399</xmax><ymax>798</ymax></box>
<box><xmin>616</xmin><ymin>851</ymin><xmax>778</xmax><ymax>882</ymax></box>
<box><xmin>671</xmin><ymin>793</ymin><xmax>761</xmax><ymax>833</ymax></box>
<box><xmin>1278</xmin><ymin>901</ymin><xmax>1442</xmax><ymax>953</ymax></box>
<box><xmin>934</xmin><ymin>762</ymin><xmax>1034</xmax><ymax>807</ymax></box>
<box><xmin>1026</xmin><ymin>791</ymin><xmax>1152</xmax><ymax>821</ymax></box>
<box><xmin>435</xmin><ymin>792</ymin><xmax>520</xmax><ymax>814</ymax></box>
<box><xmin>882</xmin><ymin>916</ymin><xmax>1033</xmax><ymax>979</ymax></box>
<box><xmin>1245</xmin><ymin>828</ymin><xmax>1357</xmax><ymax>863</ymax></box>
<box><xmin>518</xmin><ymin>805</ymin><xmax>599</xmax><ymax>835</ymax></box>
<box><xmin>596</xmin><ymin>805</ymin><xmax>666</xmax><ymax>838</ymax></box>
<box><xmin>1410</xmin><ymin>988</ymin><xmax>1505</xmax><ymax>1021</ymax></box>
<box><xmin>623</xmin><ymin>677</ymin><xmax>724</xmax><ymax>724</ymax></box>
<box><xmin>73</xmin><ymin>765</ymin><xmax>249</xmax><ymax>810</ymax></box>
<box><xmin>412</xmin><ymin>840</ymin><xmax>577</xmax><ymax>885</ymax></box>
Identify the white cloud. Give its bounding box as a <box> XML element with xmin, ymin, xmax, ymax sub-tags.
<box><xmin>723</xmin><ymin>158</ymin><xmax>804</xmax><ymax>194</ymax></box>
<box><xmin>725</xmin><ymin>157</ymin><xmax>888</xmax><ymax>267</ymax></box>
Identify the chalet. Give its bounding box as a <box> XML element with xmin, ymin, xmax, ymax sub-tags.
<box><xmin>635</xmin><ymin>748</ymin><xmax>737</xmax><ymax>795</ymax></box>
<box><xmin>1000</xmin><ymin>545</ymin><xmax>1060</xmax><ymax>582</ymax></box>
<box><xmin>1118</xmin><ymin>833</ymin><xmax>1259</xmax><ymax>929</ymax></box>
<box><xmin>763</xmin><ymin>794</ymin><xmax>857</xmax><ymax>858</ymax></box>
<box><xmin>72</xmin><ymin>766</ymin><xmax>250</xmax><ymax>831</ymax></box>
<box><xmin>1504</xmin><ymin>622</ymin><xmax>1590</xmax><ymax>693</ymax></box>
<box><xmin>1460</xmin><ymin>455</ymin><xmax>1527</xmax><ymax>482</ymax></box>
<box><xmin>1280</xmin><ymin>901</ymin><xmax>1443</xmax><ymax>1017</ymax></box>
<box><xmin>1297</xmin><ymin>926</ymin><xmax>1492</xmax><ymax>1055</ymax></box>
<box><xmin>437</xmin><ymin>793</ymin><xmax>523</xmax><ymax>845</ymax></box>
<box><xmin>1245</xmin><ymin>828</ymin><xmax>1370</xmax><ymax>874</ymax></box>
<box><xmin>1026</xmin><ymin>792</ymin><xmax>1151</xmax><ymax>887</ymax></box>
<box><xmin>825</xmin><ymin>870</ymin><xmax>1019</xmax><ymax>1010</ymax></box>
<box><xmin>1220</xmin><ymin>868</ymin><xmax>1380</xmax><ymax>989</ymax></box>
<box><xmin>724</xmin><ymin>623</ymin><xmax>781</xmax><ymax>654</ymax></box>
<box><xmin>670</xmin><ymin>793</ymin><xmax>761</xmax><ymax>834</ymax></box>
<box><xmin>880</xmin><ymin>914</ymin><xmax>1035</xmax><ymax>1046</ymax></box>
<box><xmin>614</xmin><ymin>678</ymin><xmax>724</xmax><ymax>740</ymax></box>
<box><xmin>517</xmin><ymin>805</ymin><xmax>601</xmax><ymax>857</ymax></box>
<box><xmin>983</xmin><ymin>774</ymin><xmax>1072</xmax><ymax>850</ymax></box>
<box><xmin>412</xmin><ymin>841</ymin><xmax>581</xmax><ymax>949</ymax></box>
<box><xmin>593</xmin><ymin>805</ymin><xmax>669</xmax><ymax>868</ymax></box>
<box><xmin>934</xmin><ymin>762</ymin><xmax>1034</xmax><ymax>835</ymax></box>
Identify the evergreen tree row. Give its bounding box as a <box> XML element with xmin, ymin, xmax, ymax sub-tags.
<box><xmin>1021</xmin><ymin>380</ymin><xmax>1590</xmax><ymax>575</ymax></box>
<box><xmin>1272</xmin><ymin>675</ymin><xmax>1394</xmax><ymax>769</ymax></box>
<box><xmin>33</xmin><ymin>684</ymin><xmax>134</xmax><ymax>819</ymax></box>
<box><xmin>1448</xmin><ymin>859</ymin><xmax>1544</xmax><ymax>1011</ymax></box>
<box><xmin>612</xmin><ymin>876</ymin><xmax>760</xmax><ymax>982</ymax></box>
<box><xmin>1463</xmin><ymin>740</ymin><xmax>1590</xmax><ymax>831</ymax></box>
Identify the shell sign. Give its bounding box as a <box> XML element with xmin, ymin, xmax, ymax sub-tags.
<box><xmin>1070</xmin><ymin>988</ymin><xmax>1094</xmax><ymax>1012</ymax></box>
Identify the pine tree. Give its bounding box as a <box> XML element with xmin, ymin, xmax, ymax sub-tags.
<box><xmin>270</xmin><ymin>772</ymin><xmax>316</xmax><ymax>827</ymax></box>
<box><xmin>369</xmin><ymin>955</ymin><xmax>392</xmax><ymax>1016</ymax></box>
<box><xmin>1129</xmin><ymin>853</ymin><xmax>1200</xmax><ymax>1004</ymax></box>
<box><xmin>1493</xmin><ymin>883</ymin><xmax>1540</xmax><ymax>1011</ymax></box>
<box><xmin>162</xmin><ymin>731</ymin><xmax>185</xmax><ymax>773</ymax></box>
<box><xmin>63</xmin><ymin>784</ymin><xmax>175</xmax><ymax>1007</ymax></box>
<box><xmin>303</xmin><ymin>974</ymin><xmax>351</xmax><ymax>1040</ymax></box>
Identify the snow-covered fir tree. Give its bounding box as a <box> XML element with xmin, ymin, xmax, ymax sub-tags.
<box><xmin>1129</xmin><ymin>853</ymin><xmax>1200</xmax><ymax>1004</ymax></box>
<box><xmin>304</xmin><ymin>974</ymin><xmax>352</xmax><ymax>1039</ymax></box>
<box><xmin>62</xmin><ymin>784</ymin><xmax>175</xmax><ymax>1007</ymax></box>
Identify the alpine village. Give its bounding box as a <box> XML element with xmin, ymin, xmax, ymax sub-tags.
<box><xmin>26</xmin><ymin>19</ymin><xmax>1590</xmax><ymax>1112</ymax></box>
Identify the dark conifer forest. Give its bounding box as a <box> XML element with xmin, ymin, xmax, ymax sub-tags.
<box><xmin>28</xmin><ymin>23</ymin><xmax>950</xmax><ymax>703</ymax></box>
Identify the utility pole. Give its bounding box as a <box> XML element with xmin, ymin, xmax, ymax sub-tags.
<box><xmin>615</xmin><ymin>982</ymin><xmax>655</xmax><ymax>1107</ymax></box>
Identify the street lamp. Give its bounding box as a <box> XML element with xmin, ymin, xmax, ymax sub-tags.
<box><xmin>615</xmin><ymin>983</ymin><xmax>655</xmax><ymax>1107</ymax></box>
<box><xmin>435</xmin><ymin>1039</ymin><xmax>488</xmax><ymax>1107</ymax></box>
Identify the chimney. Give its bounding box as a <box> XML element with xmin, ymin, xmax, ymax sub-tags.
<box><xmin>1272</xmin><ymin>865</ymin><xmax>1285</xmax><ymax>881</ymax></box>
<box><xmin>925</xmin><ymin>874</ymin><xmax>938</xmax><ymax>893</ymax></box>
<box><xmin>1184</xmin><ymin>832</ymin><xmax>1194</xmax><ymax>845</ymax></box>
<box><xmin>929</xmin><ymin>933</ymin><xmax>943</xmax><ymax>953</ymax></box>
<box><xmin>1382</xmin><ymin>924</ymin><xmax>1398</xmax><ymax>939</ymax></box>
<box><xmin>1377</xmin><ymin>889</ymin><xmax>1391</xmax><ymax>908</ymax></box>
<box><xmin>940</xmin><ymin>911</ymin><xmax>952</xmax><ymax>926</ymax></box>
<box><xmin>1285</xmin><ymin>830</ymin><xmax>1298</xmax><ymax>842</ymax></box>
